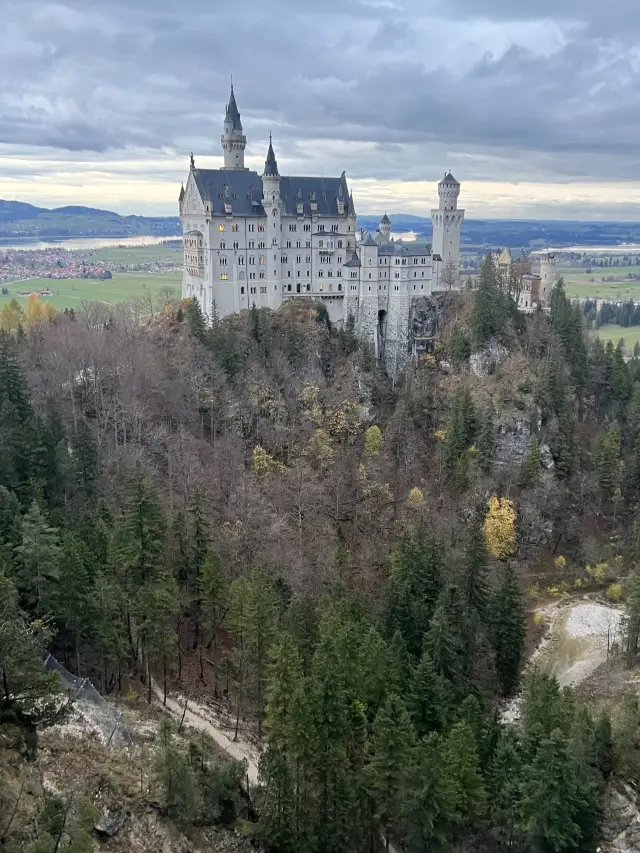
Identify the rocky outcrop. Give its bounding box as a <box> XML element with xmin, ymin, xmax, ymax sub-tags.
<box><xmin>602</xmin><ymin>781</ymin><xmax>640</xmax><ymax>852</ymax></box>
<box><xmin>470</xmin><ymin>341</ymin><xmax>509</xmax><ymax>377</ymax></box>
<box><xmin>495</xmin><ymin>419</ymin><xmax>531</xmax><ymax>466</ymax></box>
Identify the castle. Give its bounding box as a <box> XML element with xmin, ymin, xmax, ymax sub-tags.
<box><xmin>180</xmin><ymin>87</ymin><xmax>465</xmax><ymax>373</ymax></box>
<box><xmin>494</xmin><ymin>247</ymin><xmax>558</xmax><ymax>313</ymax></box>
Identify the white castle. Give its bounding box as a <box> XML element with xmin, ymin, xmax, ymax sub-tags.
<box><xmin>180</xmin><ymin>87</ymin><xmax>465</xmax><ymax>372</ymax></box>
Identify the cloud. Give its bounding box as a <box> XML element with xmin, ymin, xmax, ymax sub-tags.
<box><xmin>1</xmin><ymin>0</ymin><xmax>639</xmax><ymax>218</ymax></box>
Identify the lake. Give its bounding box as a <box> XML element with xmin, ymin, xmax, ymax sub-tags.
<box><xmin>0</xmin><ymin>236</ymin><xmax>180</xmax><ymax>252</ymax></box>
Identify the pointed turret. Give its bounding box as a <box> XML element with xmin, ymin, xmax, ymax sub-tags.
<box><xmin>263</xmin><ymin>134</ymin><xmax>279</xmax><ymax>177</ymax></box>
<box><xmin>221</xmin><ymin>83</ymin><xmax>247</xmax><ymax>170</ymax></box>
<box><xmin>379</xmin><ymin>212</ymin><xmax>391</xmax><ymax>242</ymax></box>
<box><xmin>179</xmin><ymin>183</ymin><xmax>185</xmax><ymax>204</ymax></box>
<box><xmin>225</xmin><ymin>85</ymin><xmax>243</xmax><ymax>132</ymax></box>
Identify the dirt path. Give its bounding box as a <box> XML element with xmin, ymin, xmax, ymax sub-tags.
<box><xmin>157</xmin><ymin>691</ymin><xmax>260</xmax><ymax>786</ymax></box>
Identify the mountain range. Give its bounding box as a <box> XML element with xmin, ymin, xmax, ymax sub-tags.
<box><xmin>2</xmin><ymin>200</ymin><xmax>640</xmax><ymax>249</ymax></box>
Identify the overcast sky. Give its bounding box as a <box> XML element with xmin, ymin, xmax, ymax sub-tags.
<box><xmin>1</xmin><ymin>0</ymin><xmax>639</xmax><ymax>220</ymax></box>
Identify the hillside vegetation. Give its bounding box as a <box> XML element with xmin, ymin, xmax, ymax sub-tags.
<box><xmin>4</xmin><ymin>255</ymin><xmax>640</xmax><ymax>852</ymax></box>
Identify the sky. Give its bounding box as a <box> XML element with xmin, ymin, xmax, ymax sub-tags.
<box><xmin>1</xmin><ymin>0</ymin><xmax>640</xmax><ymax>220</ymax></box>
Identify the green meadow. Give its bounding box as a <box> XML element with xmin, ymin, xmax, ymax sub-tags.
<box><xmin>0</xmin><ymin>270</ymin><xmax>182</xmax><ymax>311</ymax></box>
<box><xmin>560</xmin><ymin>265</ymin><xmax>640</xmax><ymax>301</ymax></box>
<box><xmin>596</xmin><ymin>323</ymin><xmax>640</xmax><ymax>351</ymax></box>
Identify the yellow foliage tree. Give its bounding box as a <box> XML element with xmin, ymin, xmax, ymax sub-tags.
<box><xmin>407</xmin><ymin>487</ymin><xmax>425</xmax><ymax>509</ymax></box>
<box><xmin>42</xmin><ymin>301</ymin><xmax>57</xmax><ymax>323</ymax></box>
<box><xmin>0</xmin><ymin>299</ymin><xmax>25</xmax><ymax>331</ymax></box>
<box><xmin>25</xmin><ymin>293</ymin><xmax>45</xmax><ymax>323</ymax></box>
<box><xmin>483</xmin><ymin>495</ymin><xmax>517</xmax><ymax>560</ymax></box>
<box><xmin>252</xmin><ymin>445</ymin><xmax>285</xmax><ymax>477</ymax></box>
<box><xmin>364</xmin><ymin>425</ymin><xmax>383</xmax><ymax>457</ymax></box>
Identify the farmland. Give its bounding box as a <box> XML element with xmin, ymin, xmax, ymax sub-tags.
<box><xmin>0</xmin><ymin>270</ymin><xmax>181</xmax><ymax>311</ymax></box>
<box><xmin>596</xmin><ymin>323</ymin><xmax>640</xmax><ymax>351</ymax></box>
<box><xmin>560</xmin><ymin>264</ymin><xmax>640</xmax><ymax>301</ymax></box>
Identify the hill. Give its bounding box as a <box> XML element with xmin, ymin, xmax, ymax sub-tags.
<box><xmin>0</xmin><ymin>200</ymin><xmax>180</xmax><ymax>239</ymax></box>
<box><xmin>356</xmin><ymin>214</ymin><xmax>640</xmax><ymax>250</ymax></box>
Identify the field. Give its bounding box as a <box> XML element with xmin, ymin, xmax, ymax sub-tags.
<box><xmin>87</xmin><ymin>244</ymin><xmax>182</xmax><ymax>265</ymax></box>
<box><xmin>560</xmin><ymin>265</ymin><xmax>640</xmax><ymax>301</ymax></box>
<box><xmin>596</xmin><ymin>323</ymin><xmax>640</xmax><ymax>351</ymax></box>
<box><xmin>0</xmin><ymin>270</ymin><xmax>182</xmax><ymax>311</ymax></box>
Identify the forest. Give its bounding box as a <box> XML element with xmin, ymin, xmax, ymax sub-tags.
<box><xmin>3</xmin><ymin>254</ymin><xmax>640</xmax><ymax>852</ymax></box>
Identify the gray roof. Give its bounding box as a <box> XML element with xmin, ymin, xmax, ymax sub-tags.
<box><xmin>380</xmin><ymin>213</ymin><xmax>391</xmax><ymax>224</ymax></box>
<box><xmin>193</xmin><ymin>169</ymin><xmax>266</xmax><ymax>216</ymax></box>
<box><xmin>345</xmin><ymin>250</ymin><xmax>361</xmax><ymax>268</ymax></box>
<box><xmin>225</xmin><ymin>87</ymin><xmax>243</xmax><ymax>131</ymax></box>
<box><xmin>264</xmin><ymin>136</ymin><xmax>279</xmax><ymax>177</ymax></box>
<box><xmin>192</xmin><ymin>169</ymin><xmax>352</xmax><ymax>217</ymax></box>
<box><xmin>379</xmin><ymin>240</ymin><xmax>430</xmax><ymax>257</ymax></box>
<box><xmin>279</xmin><ymin>175</ymin><xmax>351</xmax><ymax>217</ymax></box>
<box><xmin>362</xmin><ymin>233</ymin><xmax>377</xmax><ymax>247</ymax></box>
<box><xmin>439</xmin><ymin>171</ymin><xmax>459</xmax><ymax>185</ymax></box>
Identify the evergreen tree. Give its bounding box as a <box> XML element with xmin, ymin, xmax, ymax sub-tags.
<box><xmin>488</xmin><ymin>563</ymin><xmax>525</xmax><ymax>695</ymax></box>
<box><xmin>595</xmin><ymin>422</ymin><xmax>622</xmax><ymax>506</ymax></box>
<box><xmin>476</xmin><ymin>406</ymin><xmax>496</xmax><ymax>474</ymax></box>
<box><xmin>459</xmin><ymin>510</ymin><xmax>490</xmax><ymax>621</ymax></box>
<box><xmin>244</xmin><ymin>567</ymin><xmax>278</xmax><ymax>735</ymax></box>
<box><xmin>387</xmin><ymin>528</ymin><xmax>443</xmax><ymax>658</ymax></box>
<box><xmin>406</xmin><ymin>733</ymin><xmax>457</xmax><ymax>853</ymax></box>
<box><xmin>185</xmin><ymin>297</ymin><xmax>207</xmax><ymax>343</ymax></box>
<box><xmin>624</xmin><ymin>563</ymin><xmax>640</xmax><ymax>666</ymax></box>
<box><xmin>521</xmin><ymin>729</ymin><xmax>581</xmax><ymax>853</ymax></box>
<box><xmin>444</xmin><ymin>720</ymin><xmax>487</xmax><ymax>824</ymax></box>
<box><xmin>116</xmin><ymin>462</ymin><xmax>166</xmax><ymax>589</ymax></box>
<box><xmin>409</xmin><ymin>650</ymin><xmax>450</xmax><ymax>736</ymax></box>
<box><xmin>425</xmin><ymin>586</ymin><xmax>466</xmax><ymax>686</ymax></box>
<box><xmin>357</xmin><ymin>625</ymin><xmax>395</xmax><ymax>718</ymax></box>
<box><xmin>471</xmin><ymin>253</ymin><xmax>507</xmax><ymax>347</ymax></box>
<box><xmin>198</xmin><ymin>551</ymin><xmax>227</xmax><ymax>696</ymax></box>
<box><xmin>155</xmin><ymin>720</ymin><xmax>201</xmax><ymax>828</ymax></box>
<box><xmin>56</xmin><ymin>534</ymin><xmax>95</xmax><ymax>674</ymax></box>
<box><xmin>14</xmin><ymin>500</ymin><xmax>60</xmax><ymax>616</ymax></box>
<box><xmin>489</xmin><ymin>729</ymin><xmax>523</xmax><ymax>845</ymax></box>
<box><xmin>443</xmin><ymin>388</ymin><xmax>477</xmax><ymax>481</ymax></box>
<box><xmin>520</xmin><ymin>439</ymin><xmax>541</xmax><ymax>487</ymax></box>
<box><xmin>367</xmin><ymin>693</ymin><xmax>416</xmax><ymax>851</ymax></box>
<box><xmin>70</xmin><ymin>419</ymin><xmax>98</xmax><ymax>500</ymax></box>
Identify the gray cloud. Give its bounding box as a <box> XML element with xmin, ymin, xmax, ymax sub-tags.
<box><xmin>1</xmin><ymin>0</ymin><xmax>640</xmax><ymax>216</ymax></box>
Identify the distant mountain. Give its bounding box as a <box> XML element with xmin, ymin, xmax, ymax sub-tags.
<box><xmin>356</xmin><ymin>215</ymin><xmax>640</xmax><ymax>250</ymax></box>
<box><xmin>0</xmin><ymin>200</ymin><xmax>180</xmax><ymax>239</ymax></box>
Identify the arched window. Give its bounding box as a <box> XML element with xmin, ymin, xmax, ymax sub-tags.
<box><xmin>218</xmin><ymin>224</ymin><xmax>225</xmax><ymax>232</ymax></box>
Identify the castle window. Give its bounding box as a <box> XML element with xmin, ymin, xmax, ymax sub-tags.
<box><xmin>251</xmin><ymin>287</ymin><xmax>256</xmax><ymax>294</ymax></box>
<box><xmin>395</xmin><ymin>272</ymin><xmax>399</xmax><ymax>279</ymax></box>
<box><xmin>218</xmin><ymin>224</ymin><xmax>225</xmax><ymax>232</ymax></box>
<box><xmin>286</xmin><ymin>241</ymin><xmax>292</xmax><ymax>248</ymax></box>
<box><xmin>232</xmin><ymin>224</ymin><xmax>239</xmax><ymax>232</ymax></box>
<box><xmin>289</xmin><ymin>224</ymin><xmax>297</xmax><ymax>232</ymax></box>
<box><xmin>233</xmin><ymin>242</ymin><xmax>239</xmax><ymax>249</ymax></box>
<box><xmin>288</xmin><ymin>284</ymin><xmax>292</xmax><ymax>292</ymax></box>
<box><xmin>368</xmin><ymin>273</ymin><xmax>371</xmax><ymax>279</ymax></box>
<box><xmin>258</xmin><ymin>224</ymin><xmax>265</xmax><ymax>231</ymax></box>
<box><xmin>239</xmin><ymin>257</ymin><xmax>244</xmax><ymax>264</ymax></box>
<box><xmin>249</xmin><ymin>224</ymin><xmax>255</xmax><ymax>232</ymax></box>
<box><xmin>239</xmin><ymin>271</ymin><xmax>245</xmax><ymax>279</ymax></box>
<box><xmin>319</xmin><ymin>271</ymin><xmax>323</xmax><ymax>277</ymax></box>
<box><xmin>338</xmin><ymin>284</ymin><xmax>342</xmax><ymax>291</ymax></box>
<box><xmin>332</xmin><ymin>224</ymin><xmax>338</xmax><ymax>232</ymax></box>
<box><xmin>259</xmin><ymin>256</ymin><xmax>265</xmax><ymax>264</ymax></box>
<box><xmin>249</xmin><ymin>241</ymin><xmax>255</xmax><ymax>249</ymax></box>
<box><xmin>319</xmin><ymin>284</ymin><xmax>324</xmax><ymax>291</ymax></box>
<box><xmin>306</xmin><ymin>284</ymin><xmax>311</xmax><ymax>291</ymax></box>
<box><xmin>220</xmin><ymin>241</ymin><xmax>226</xmax><ymax>249</ymax></box>
<box><xmin>220</xmin><ymin>273</ymin><xmax>228</xmax><ymax>280</ymax></box>
<box><xmin>318</xmin><ymin>225</ymin><xmax>325</xmax><ymax>232</ymax></box>
<box><xmin>319</xmin><ymin>240</ymin><xmax>323</xmax><ymax>248</ymax></box>
<box><xmin>249</xmin><ymin>257</ymin><xmax>255</xmax><ymax>265</ymax></box>
<box><xmin>258</xmin><ymin>241</ymin><xmax>265</xmax><ymax>249</ymax></box>
<box><xmin>304</xmin><ymin>224</ymin><xmax>311</xmax><ymax>232</ymax></box>
<box><xmin>260</xmin><ymin>271</ymin><xmax>265</xmax><ymax>279</ymax></box>
<box><xmin>338</xmin><ymin>241</ymin><xmax>343</xmax><ymax>249</ymax></box>
<box><xmin>273</xmin><ymin>209</ymin><xmax>278</xmax><ymax>217</ymax></box>
<box><xmin>328</xmin><ymin>270</ymin><xmax>333</xmax><ymax>277</ymax></box>
<box><xmin>241</xmin><ymin>286</ymin><xmax>245</xmax><ymax>294</ymax></box>
<box><xmin>395</xmin><ymin>286</ymin><xmax>399</xmax><ymax>291</ymax></box>
<box><xmin>220</xmin><ymin>257</ymin><xmax>227</xmax><ymax>266</ymax></box>
<box><xmin>296</xmin><ymin>241</ymin><xmax>301</xmax><ymax>248</ymax></box>
<box><xmin>306</xmin><ymin>255</ymin><xmax>311</xmax><ymax>263</ymax></box>
<box><xmin>260</xmin><ymin>286</ymin><xmax>267</xmax><ymax>293</ymax></box>
<box><xmin>414</xmin><ymin>272</ymin><xmax>416</xmax><ymax>277</ymax></box>
<box><xmin>288</xmin><ymin>271</ymin><xmax>291</xmax><ymax>277</ymax></box>
<box><xmin>250</xmin><ymin>272</ymin><xmax>256</xmax><ymax>280</ymax></box>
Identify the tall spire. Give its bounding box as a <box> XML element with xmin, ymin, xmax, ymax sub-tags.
<box><xmin>225</xmin><ymin>84</ymin><xmax>243</xmax><ymax>132</ymax></box>
<box><xmin>263</xmin><ymin>132</ymin><xmax>279</xmax><ymax>178</ymax></box>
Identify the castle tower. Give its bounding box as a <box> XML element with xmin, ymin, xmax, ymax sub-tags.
<box><xmin>358</xmin><ymin>233</ymin><xmax>380</xmax><ymax>355</ymax></box>
<box><xmin>221</xmin><ymin>85</ymin><xmax>247</xmax><ymax>170</ymax></box>
<box><xmin>538</xmin><ymin>252</ymin><xmax>557</xmax><ymax>307</ymax></box>
<box><xmin>384</xmin><ymin>248</ymin><xmax>410</xmax><ymax>375</ymax></box>
<box><xmin>431</xmin><ymin>172</ymin><xmax>465</xmax><ymax>287</ymax></box>
<box><xmin>379</xmin><ymin>212</ymin><xmax>391</xmax><ymax>243</ymax></box>
<box><xmin>262</xmin><ymin>135</ymin><xmax>283</xmax><ymax>310</ymax></box>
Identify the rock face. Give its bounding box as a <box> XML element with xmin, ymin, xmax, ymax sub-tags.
<box><xmin>602</xmin><ymin>781</ymin><xmax>640</xmax><ymax>852</ymax></box>
<box><xmin>470</xmin><ymin>341</ymin><xmax>509</xmax><ymax>377</ymax></box>
<box><xmin>496</xmin><ymin>419</ymin><xmax>531</xmax><ymax>466</ymax></box>
<box><xmin>94</xmin><ymin>808</ymin><xmax>128</xmax><ymax>837</ymax></box>
<box><xmin>540</xmin><ymin>443</ymin><xmax>555</xmax><ymax>470</ymax></box>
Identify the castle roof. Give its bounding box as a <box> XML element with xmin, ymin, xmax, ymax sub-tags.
<box><xmin>380</xmin><ymin>213</ymin><xmax>391</xmax><ymax>224</ymax></box>
<box><xmin>345</xmin><ymin>250</ymin><xmax>361</xmax><ymax>268</ymax></box>
<box><xmin>439</xmin><ymin>171</ymin><xmax>459</xmax><ymax>185</ymax></box>
<box><xmin>263</xmin><ymin>135</ymin><xmax>279</xmax><ymax>178</ymax></box>
<box><xmin>361</xmin><ymin>233</ymin><xmax>378</xmax><ymax>247</ymax></box>
<box><xmin>191</xmin><ymin>169</ymin><xmax>352</xmax><ymax>218</ymax></box>
<box><xmin>225</xmin><ymin>86</ymin><xmax>243</xmax><ymax>132</ymax></box>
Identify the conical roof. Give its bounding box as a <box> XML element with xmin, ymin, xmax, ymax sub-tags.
<box><xmin>225</xmin><ymin>86</ymin><xmax>243</xmax><ymax>132</ymax></box>
<box><xmin>380</xmin><ymin>212</ymin><xmax>391</xmax><ymax>224</ymax></box>
<box><xmin>439</xmin><ymin>171</ymin><xmax>459</xmax><ymax>185</ymax></box>
<box><xmin>263</xmin><ymin>134</ymin><xmax>279</xmax><ymax>177</ymax></box>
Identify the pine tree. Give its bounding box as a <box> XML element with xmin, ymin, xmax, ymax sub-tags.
<box><xmin>444</xmin><ymin>720</ymin><xmax>487</xmax><ymax>824</ymax></box>
<box><xmin>56</xmin><ymin>534</ymin><xmax>95</xmax><ymax>674</ymax></box>
<box><xmin>409</xmin><ymin>650</ymin><xmax>449</xmax><ymax>736</ymax></box>
<box><xmin>521</xmin><ymin>729</ymin><xmax>581</xmax><ymax>852</ymax></box>
<box><xmin>70</xmin><ymin>419</ymin><xmax>98</xmax><ymax>500</ymax></box>
<box><xmin>406</xmin><ymin>733</ymin><xmax>457</xmax><ymax>853</ymax></box>
<box><xmin>155</xmin><ymin>720</ymin><xmax>201</xmax><ymax>828</ymax></box>
<box><xmin>14</xmin><ymin>500</ymin><xmax>60</xmax><ymax>616</ymax></box>
<box><xmin>520</xmin><ymin>439</ymin><xmax>541</xmax><ymax>487</ymax></box>
<box><xmin>459</xmin><ymin>510</ymin><xmax>490</xmax><ymax>620</ymax></box>
<box><xmin>488</xmin><ymin>562</ymin><xmax>525</xmax><ymax>695</ymax></box>
<box><xmin>443</xmin><ymin>388</ymin><xmax>477</xmax><ymax>479</ymax></box>
<box><xmin>139</xmin><ymin>566</ymin><xmax>179</xmax><ymax>704</ymax></box>
<box><xmin>624</xmin><ymin>564</ymin><xmax>640</xmax><ymax>666</ymax></box>
<box><xmin>388</xmin><ymin>528</ymin><xmax>444</xmax><ymax>658</ymax></box>
<box><xmin>198</xmin><ymin>551</ymin><xmax>227</xmax><ymax>696</ymax></box>
<box><xmin>367</xmin><ymin>693</ymin><xmax>416</xmax><ymax>851</ymax></box>
<box><xmin>471</xmin><ymin>253</ymin><xmax>506</xmax><ymax>347</ymax></box>
<box><xmin>244</xmin><ymin>567</ymin><xmax>278</xmax><ymax>735</ymax></box>
<box><xmin>357</xmin><ymin>625</ymin><xmax>394</xmax><ymax>718</ymax></box>
<box><xmin>116</xmin><ymin>462</ymin><xmax>166</xmax><ymax>589</ymax></box>
<box><xmin>425</xmin><ymin>586</ymin><xmax>466</xmax><ymax>685</ymax></box>
<box><xmin>595</xmin><ymin>422</ymin><xmax>622</xmax><ymax>506</ymax></box>
<box><xmin>185</xmin><ymin>297</ymin><xmax>207</xmax><ymax>343</ymax></box>
<box><xmin>488</xmin><ymin>729</ymin><xmax>523</xmax><ymax>845</ymax></box>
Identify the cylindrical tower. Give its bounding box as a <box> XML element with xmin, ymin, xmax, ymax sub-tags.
<box><xmin>431</xmin><ymin>172</ymin><xmax>465</xmax><ymax>284</ymax></box>
<box><xmin>379</xmin><ymin>212</ymin><xmax>391</xmax><ymax>242</ymax></box>
<box><xmin>538</xmin><ymin>252</ymin><xmax>557</xmax><ymax>306</ymax></box>
<box><xmin>221</xmin><ymin>86</ymin><xmax>247</xmax><ymax>170</ymax></box>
